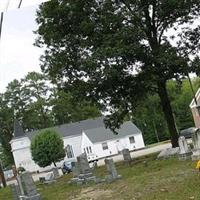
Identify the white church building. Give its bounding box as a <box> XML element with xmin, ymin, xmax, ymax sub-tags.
<box><xmin>10</xmin><ymin>117</ymin><xmax>145</xmax><ymax>172</ymax></box>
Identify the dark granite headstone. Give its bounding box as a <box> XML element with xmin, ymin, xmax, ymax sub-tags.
<box><xmin>122</xmin><ymin>148</ymin><xmax>132</xmax><ymax>163</ymax></box>
<box><xmin>70</xmin><ymin>153</ymin><xmax>99</xmax><ymax>184</ymax></box>
<box><xmin>17</xmin><ymin>172</ymin><xmax>41</xmax><ymax>200</ymax></box>
<box><xmin>105</xmin><ymin>158</ymin><xmax>121</xmax><ymax>183</ymax></box>
<box><xmin>71</xmin><ymin>162</ymin><xmax>80</xmax><ymax>178</ymax></box>
<box><xmin>77</xmin><ymin>153</ymin><xmax>91</xmax><ymax>174</ymax></box>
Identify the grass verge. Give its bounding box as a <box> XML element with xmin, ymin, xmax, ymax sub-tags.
<box><xmin>0</xmin><ymin>153</ymin><xmax>199</xmax><ymax>200</ymax></box>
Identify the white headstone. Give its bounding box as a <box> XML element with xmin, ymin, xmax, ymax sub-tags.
<box><xmin>192</xmin><ymin>129</ymin><xmax>200</xmax><ymax>160</ymax></box>
<box><xmin>178</xmin><ymin>136</ymin><xmax>191</xmax><ymax>160</ymax></box>
<box><xmin>179</xmin><ymin>136</ymin><xmax>189</xmax><ymax>154</ymax></box>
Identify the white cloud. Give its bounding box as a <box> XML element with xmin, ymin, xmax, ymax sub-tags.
<box><xmin>0</xmin><ymin>3</ymin><xmax>45</xmax><ymax>92</ymax></box>
<box><xmin>0</xmin><ymin>0</ymin><xmax>50</xmax><ymax>12</ymax></box>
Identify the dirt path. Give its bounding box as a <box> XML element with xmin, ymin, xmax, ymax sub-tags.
<box><xmin>72</xmin><ymin>187</ymin><xmax>113</xmax><ymax>200</ymax></box>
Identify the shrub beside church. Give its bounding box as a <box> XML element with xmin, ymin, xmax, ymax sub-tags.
<box><xmin>31</xmin><ymin>129</ymin><xmax>66</xmax><ymax>167</ymax></box>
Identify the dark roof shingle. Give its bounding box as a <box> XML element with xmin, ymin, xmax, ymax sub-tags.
<box><xmin>26</xmin><ymin>117</ymin><xmax>105</xmax><ymax>140</ymax></box>
<box><xmin>84</xmin><ymin>121</ymin><xmax>141</xmax><ymax>143</ymax></box>
<box><xmin>16</xmin><ymin>117</ymin><xmax>141</xmax><ymax>144</ymax></box>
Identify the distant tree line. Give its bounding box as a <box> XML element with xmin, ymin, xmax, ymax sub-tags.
<box><xmin>133</xmin><ymin>78</ymin><xmax>200</xmax><ymax>144</ymax></box>
<box><xmin>0</xmin><ymin>71</ymin><xmax>100</xmax><ymax>168</ymax></box>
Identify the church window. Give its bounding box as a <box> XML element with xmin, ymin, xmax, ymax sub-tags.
<box><xmin>65</xmin><ymin>145</ymin><xmax>74</xmax><ymax>158</ymax></box>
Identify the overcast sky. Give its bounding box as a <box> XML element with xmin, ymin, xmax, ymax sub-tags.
<box><xmin>0</xmin><ymin>1</ymin><xmax>49</xmax><ymax>92</ymax></box>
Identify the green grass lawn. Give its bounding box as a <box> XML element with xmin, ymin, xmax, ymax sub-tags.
<box><xmin>1</xmin><ymin>154</ymin><xmax>200</xmax><ymax>200</ymax></box>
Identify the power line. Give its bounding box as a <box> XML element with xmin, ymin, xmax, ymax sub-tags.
<box><xmin>0</xmin><ymin>12</ymin><xmax>4</xmax><ymax>40</ymax></box>
<box><xmin>18</xmin><ymin>0</ymin><xmax>23</xmax><ymax>9</ymax></box>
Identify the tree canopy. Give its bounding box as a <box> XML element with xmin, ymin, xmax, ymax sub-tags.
<box><xmin>35</xmin><ymin>0</ymin><xmax>200</xmax><ymax>147</ymax></box>
<box><xmin>31</xmin><ymin>129</ymin><xmax>65</xmax><ymax>167</ymax></box>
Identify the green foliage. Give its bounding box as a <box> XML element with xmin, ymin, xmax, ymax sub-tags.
<box><xmin>134</xmin><ymin>78</ymin><xmax>198</xmax><ymax>145</ymax></box>
<box><xmin>35</xmin><ymin>0</ymin><xmax>200</xmax><ymax>147</ymax></box>
<box><xmin>133</xmin><ymin>94</ymin><xmax>169</xmax><ymax>144</ymax></box>
<box><xmin>51</xmin><ymin>90</ymin><xmax>101</xmax><ymax>124</ymax></box>
<box><xmin>31</xmin><ymin>129</ymin><xmax>65</xmax><ymax>167</ymax></box>
<box><xmin>0</xmin><ymin>94</ymin><xmax>14</xmax><ymax>168</ymax></box>
<box><xmin>167</xmin><ymin>79</ymin><xmax>194</xmax><ymax>130</ymax></box>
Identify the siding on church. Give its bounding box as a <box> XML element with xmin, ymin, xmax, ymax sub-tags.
<box><xmin>92</xmin><ymin>133</ymin><xmax>145</xmax><ymax>159</ymax></box>
<box><xmin>63</xmin><ymin>135</ymin><xmax>82</xmax><ymax>160</ymax></box>
<box><xmin>10</xmin><ymin>137</ymin><xmax>52</xmax><ymax>172</ymax></box>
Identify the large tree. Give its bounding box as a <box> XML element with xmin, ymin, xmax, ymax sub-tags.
<box><xmin>21</xmin><ymin>72</ymin><xmax>54</xmax><ymax>129</ymax></box>
<box><xmin>34</xmin><ymin>0</ymin><xmax>194</xmax><ymax>147</ymax></box>
<box><xmin>35</xmin><ymin>0</ymin><xmax>200</xmax><ymax>147</ymax></box>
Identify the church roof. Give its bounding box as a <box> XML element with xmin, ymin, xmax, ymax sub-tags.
<box><xmin>84</xmin><ymin>121</ymin><xmax>141</xmax><ymax>143</ymax></box>
<box><xmin>15</xmin><ymin>117</ymin><xmax>141</xmax><ymax>143</ymax></box>
<box><xmin>26</xmin><ymin>117</ymin><xmax>105</xmax><ymax>140</ymax></box>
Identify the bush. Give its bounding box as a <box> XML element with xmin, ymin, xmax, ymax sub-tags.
<box><xmin>31</xmin><ymin>129</ymin><xmax>65</xmax><ymax>167</ymax></box>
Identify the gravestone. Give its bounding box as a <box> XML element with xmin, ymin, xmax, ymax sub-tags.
<box><xmin>105</xmin><ymin>158</ymin><xmax>121</xmax><ymax>183</ymax></box>
<box><xmin>52</xmin><ymin>168</ymin><xmax>59</xmax><ymax>179</ymax></box>
<box><xmin>17</xmin><ymin>172</ymin><xmax>41</xmax><ymax>200</ymax></box>
<box><xmin>191</xmin><ymin>128</ymin><xmax>200</xmax><ymax>160</ymax></box>
<box><xmin>44</xmin><ymin>172</ymin><xmax>55</xmax><ymax>184</ymax></box>
<box><xmin>10</xmin><ymin>184</ymin><xmax>20</xmax><ymax>200</ymax></box>
<box><xmin>178</xmin><ymin>136</ymin><xmax>192</xmax><ymax>160</ymax></box>
<box><xmin>70</xmin><ymin>153</ymin><xmax>99</xmax><ymax>184</ymax></box>
<box><xmin>71</xmin><ymin>162</ymin><xmax>80</xmax><ymax>178</ymax></box>
<box><xmin>77</xmin><ymin>153</ymin><xmax>91</xmax><ymax>174</ymax></box>
<box><xmin>122</xmin><ymin>148</ymin><xmax>132</xmax><ymax>164</ymax></box>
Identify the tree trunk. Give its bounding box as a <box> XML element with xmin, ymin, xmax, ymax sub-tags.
<box><xmin>157</xmin><ymin>81</ymin><xmax>179</xmax><ymax>147</ymax></box>
<box><xmin>0</xmin><ymin>162</ymin><xmax>6</xmax><ymax>188</ymax></box>
<box><xmin>152</xmin><ymin>119</ymin><xmax>160</xmax><ymax>143</ymax></box>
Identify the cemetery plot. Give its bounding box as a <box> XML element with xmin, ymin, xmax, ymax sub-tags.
<box><xmin>1</xmin><ymin>153</ymin><xmax>200</xmax><ymax>200</ymax></box>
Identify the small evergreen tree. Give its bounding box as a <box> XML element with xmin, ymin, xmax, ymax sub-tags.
<box><xmin>31</xmin><ymin>129</ymin><xmax>65</xmax><ymax>167</ymax></box>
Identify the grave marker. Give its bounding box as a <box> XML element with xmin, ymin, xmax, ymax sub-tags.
<box><xmin>178</xmin><ymin>136</ymin><xmax>191</xmax><ymax>160</ymax></box>
<box><xmin>191</xmin><ymin>129</ymin><xmax>200</xmax><ymax>160</ymax></box>
<box><xmin>105</xmin><ymin>158</ymin><xmax>121</xmax><ymax>183</ymax></box>
<box><xmin>122</xmin><ymin>148</ymin><xmax>132</xmax><ymax>164</ymax></box>
<box><xmin>17</xmin><ymin>172</ymin><xmax>41</xmax><ymax>200</ymax></box>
